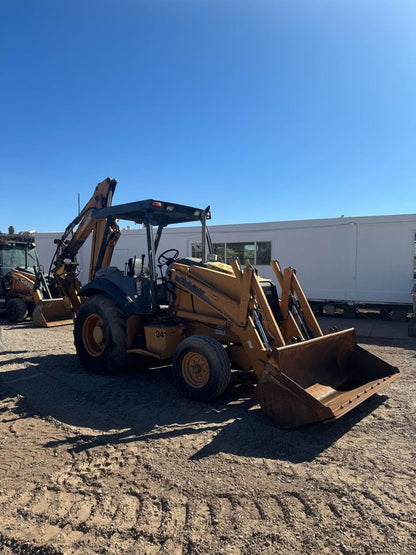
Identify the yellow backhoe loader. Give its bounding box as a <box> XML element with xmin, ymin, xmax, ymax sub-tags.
<box><xmin>0</xmin><ymin>232</ymin><xmax>71</xmax><ymax>325</ymax></box>
<box><xmin>52</xmin><ymin>178</ymin><xmax>399</xmax><ymax>428</ymax></box>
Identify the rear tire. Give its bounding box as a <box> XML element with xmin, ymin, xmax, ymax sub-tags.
<box><xmin>74</xmin><ymin>293</ymin><xmax>131</xmax><ymax>375</ymax></box>
<box><xmin>172</xmin><ymin>335</ymin><xmax>231</xmax><ymax>401</ymax></box>
<box><xmin>5</xmin><ymin>298</ymin><xmax>28</xmax><ymax>323</ymax></box>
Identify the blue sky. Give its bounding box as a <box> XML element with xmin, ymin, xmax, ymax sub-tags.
<box><xmin>1</xmin><ymin>1</ymin><xmax>415</xmax><ymax>232</ymax></box>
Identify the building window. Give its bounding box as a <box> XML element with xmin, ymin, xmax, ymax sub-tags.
<box><xmin>191</xmin><ymin>243</ymin><xmax>202</xmax><ymax>258</ymax></box>
<box><xmin>210</xmin><ymin>243</ymin><xmax>223</xmax><ymax>262</ymax></box>
<box><xmin>256</xmin><ymin>241</ymin><xmax>272</xmax><ymax>265</ymax></box>
<box><xmin>192</xmin><ymin>241</ymin><xmax>271</xmax><ymax>265</ymax></box>
<box><xmin>225</xmin><ymin>242</ymin><xmax>255</xmax><ymax>265</ymax></box>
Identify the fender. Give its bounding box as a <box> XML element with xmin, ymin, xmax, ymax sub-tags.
<box><xmin>80</xmin><ymin>276</ymin><xmax>139</xmax><ymax>317</ymax></box>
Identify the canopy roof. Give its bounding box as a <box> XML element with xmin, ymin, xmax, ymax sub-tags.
<box><xmin>92</xmin><ymin>199</ymin><xmax>210</xmax><ymax>226</ymax></box>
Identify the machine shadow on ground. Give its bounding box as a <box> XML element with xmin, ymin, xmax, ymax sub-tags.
<box><xmin>0</xmin><ymin>347</ymin><xmax>390</xmax><ymax>464</ymax></box>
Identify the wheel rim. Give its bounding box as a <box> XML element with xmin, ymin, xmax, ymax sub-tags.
<box><xmin>82</xmin><ymin>314</ymin><xmax>105</xmax><ymax>357</ymax></box>
<box><xmin>182</xmin><ymin>352</ymin><xmax>210</xmax><ymax>388</ymax></box>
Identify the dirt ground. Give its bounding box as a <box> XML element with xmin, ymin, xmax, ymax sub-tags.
<box><xmin>0</xmin><ymin>316</ymin><xmax>414</xmax><ymax>555</ymax></box>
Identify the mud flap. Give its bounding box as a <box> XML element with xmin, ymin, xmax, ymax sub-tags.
<box><xmin>256</xmin><ymin>329</ymin><xmax>400</xmax><ymax>428</ymax></box>
<box><xmin>32</xmin><ymin>299</ymin><xmax>73</xmax><ymax>327</ymax></box>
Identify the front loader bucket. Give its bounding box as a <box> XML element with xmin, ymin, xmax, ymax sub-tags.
<box><xmin>256</xmin><ymin>329</ymin><xmax>400</xmax><ymax>428</ymax></box>
<box><xmin>32</xmin><ymin>299</ymin><xmax>73</xmax><ymax>328</ymax></box>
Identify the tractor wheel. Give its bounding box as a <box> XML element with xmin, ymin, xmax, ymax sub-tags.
<box><xmin>74</xmin><ymin>293</ymin><xmax>131</xmax><ymax>375</ymax></box>
<box><xmin>5</xmin><ymin>298</ymin><xmax>28</xmax><ymax>323</ymax></box>
<box><xmin>172</xmin><ymin>335</ymin><xmax>231</xmax><ymax>401</ymax></box>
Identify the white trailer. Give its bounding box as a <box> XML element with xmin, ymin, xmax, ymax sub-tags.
<box><xmin>36</xmin><ymin>213</ymin><xmax>416</xmax><ymax>316</ymax></box>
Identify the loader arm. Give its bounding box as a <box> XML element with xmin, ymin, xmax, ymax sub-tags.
<box><xmin>169</xmin><ymin>258</ymin><xmax>400</xmax><ymax>428</ymax></box>
<box><xmin>169</xmin><ymin>258</ymin><xmax>286</xmax><ymax>377</ymax></box>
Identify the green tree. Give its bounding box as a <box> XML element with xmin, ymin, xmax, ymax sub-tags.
<box><xmin>8</xmin><ymin>226</ymin><xmax>15</xmax><ymax>234</ymax></box>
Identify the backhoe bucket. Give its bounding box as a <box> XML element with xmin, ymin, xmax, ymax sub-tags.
<box><xmin>32</xmin><ymin>299</ymin><xmax>73</xmax><ymax>327</ymax></box>
<box><xmin>256</xmin><ymin>328</ymin><xmax>400</xmax><ymax>428</ymax></box>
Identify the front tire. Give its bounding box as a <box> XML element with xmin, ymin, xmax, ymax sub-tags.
<box><xmin>172</xmin><ymin>335</ymin><xmax>231</xmax><ymax>401</ymax></box>
<box><xmin>5</xmin><ymin>298</ymin><xmax>28</xmax><ymax>323</ymax></box>
<box><xmin>74</xmin><ymin>293</ymin><xmax>130</xmax><ymax>375</ymax></box>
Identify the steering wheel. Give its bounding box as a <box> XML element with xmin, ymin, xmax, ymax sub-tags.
<box><xmin>157</xmin><ymin>248</ymin><xmax>179</xmax><ymax>267</ymax></box>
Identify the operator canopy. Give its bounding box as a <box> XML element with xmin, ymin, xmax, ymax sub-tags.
<box><xmin>92</xmin><ymin>199</ymin><xmax>211</xmax><ymax>227</ymax></box>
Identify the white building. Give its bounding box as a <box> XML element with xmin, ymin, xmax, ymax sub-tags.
<box><xmin>35</xmin><ymin>213</ymin><xmax>416</xmax><ymax>312</ymax></box>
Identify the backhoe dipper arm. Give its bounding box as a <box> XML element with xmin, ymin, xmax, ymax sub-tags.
<box><xmin>49</xmin><ymin>177</ymin><xmax>119</xmax><ymax>312</ymax></box>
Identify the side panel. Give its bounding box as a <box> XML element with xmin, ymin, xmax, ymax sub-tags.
<box><xmin>355</xmin><ymin>222</ymin><xmax>414</xmax><ymax>303</ymax></box>
<box><xmin>271</xmin><ymin>223</ymin><xmax>357</xmax><ymax>302</ymax></box>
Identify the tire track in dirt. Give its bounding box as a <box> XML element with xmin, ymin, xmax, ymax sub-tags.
<box><xmin>1</xmin><ymin>463</ymin><xmax>414</xmax><ymax>554</ymax></box>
